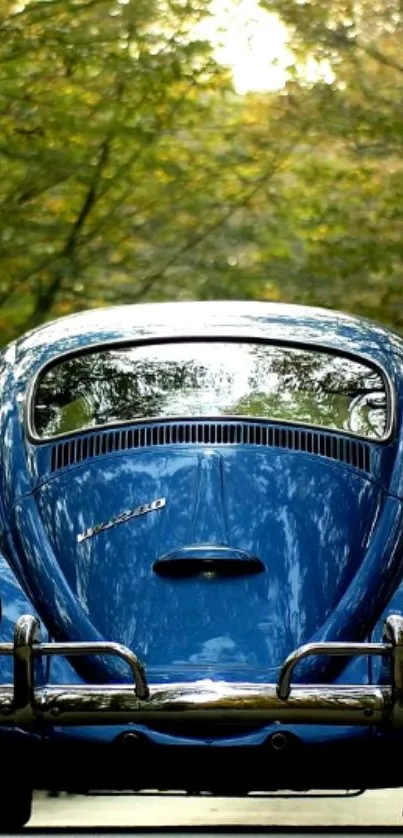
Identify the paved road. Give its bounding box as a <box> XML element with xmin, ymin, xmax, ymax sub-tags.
<box><xmin>29</xmin><ymin>790</ymin><xmax>403</xmax><ymax>828</ymax></box>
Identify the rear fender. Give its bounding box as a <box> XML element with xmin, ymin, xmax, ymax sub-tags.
<box><xmin>0</xmin><ymin>550</ymin><xmax>81</xmax><ymax>687</ymax></box>
<box><xmin>0</xmin><ymin>550</ymin><xmax>40</xmax><ymax>682</ymax></box>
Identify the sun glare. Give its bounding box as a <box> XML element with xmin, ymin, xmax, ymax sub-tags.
<box><xmin>197</xmin><ymin>0</ymin><xmax>292</xmax><ymax>93</ymax></box>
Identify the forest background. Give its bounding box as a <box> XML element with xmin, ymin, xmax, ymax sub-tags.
<box><xmin>1</xmin><ymin>0</ymin><xmax>402</xmax><ymax>343</ymax></box>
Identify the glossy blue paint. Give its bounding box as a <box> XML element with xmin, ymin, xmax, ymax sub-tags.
<box><xmin>0</xmin><ymin>552</ymin><xmax>41</xmax><ymax>681</ymax></box>
<box><xmin>10</xmin><ymin>441</ymin><xmax>386</xmax><ymax>682</ymax></box>
<box><xmin>2</xmin><ymin>301</ymin><xmax>403</xmax><ymax>785</ymax></box>
<box><xmin>11</xmin><ymin>301</ymin><xmax>403</xmax><ymax>378</ymax></box>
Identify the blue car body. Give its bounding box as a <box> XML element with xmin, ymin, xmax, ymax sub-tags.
<box><xmin>2</xmin><ymin>299</ymin><xmax>403</xmax><ymax>804</ymax></box>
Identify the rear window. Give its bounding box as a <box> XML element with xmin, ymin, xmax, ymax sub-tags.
<box><xmin>31</xmin><ymin>341</ymin><xmax>389</xmax><ymax>441</ymax></box>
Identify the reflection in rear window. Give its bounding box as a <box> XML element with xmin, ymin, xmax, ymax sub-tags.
<box><xmin>32</xmin><ymin>342</ymin><xmax>389</xmax><ymax>440</ymax></box>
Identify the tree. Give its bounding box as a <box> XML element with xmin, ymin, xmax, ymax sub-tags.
<box><xmin>0</xmin><ymin>0</ymin><xmax>302</xmax><ymax>343</ymax></box>
<box><xmin>2</xmin><ymin>0</ymin><xmax>402</xmax><ymax>340</ymax></box>
<box><xmin>257</xmin><ymin>0</ymin><xmax>403</xmax><ymax>329</ymax></box>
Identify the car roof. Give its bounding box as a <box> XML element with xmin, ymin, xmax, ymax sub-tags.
<box><xmin>11</xmin><ymin>300</ymin><xmax>403</xmax><ymax>383</ymax></box>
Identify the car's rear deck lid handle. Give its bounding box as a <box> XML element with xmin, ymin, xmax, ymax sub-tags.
<box><xmin>152</xmin><ymin>545</ymin><xmax>265</xmax><ymax>578</ymax></box>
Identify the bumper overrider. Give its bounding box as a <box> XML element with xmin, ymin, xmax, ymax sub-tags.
<box><xmin>0</xmin><ymin>614</ymin><xmax>402</xmax><ymax>731</ymax></box>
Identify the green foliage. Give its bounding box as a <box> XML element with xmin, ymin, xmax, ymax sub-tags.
<box><xmin>0</xmin><ymin>0</ymin><xmax>402</xmax><ymax>342</ymax></box>
<box><xmin>258</xmin><ymin>0</ymin><xmax>403</xmax><ymax>328</ymax></box>
<box><xmin>0</xmin><ymin>0</ymin><xmax>295</xmax><ymax>341</ymax></box>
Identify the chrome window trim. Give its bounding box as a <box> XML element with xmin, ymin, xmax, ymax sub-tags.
<box><xmin>25</xmin><ymin>335</ymin><xmax>396</xmax><ymax>445</ymax></box>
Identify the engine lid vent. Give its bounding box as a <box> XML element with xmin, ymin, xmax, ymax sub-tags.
<box><xmin>50</xmin><ymin>421</ymin><xmax>372</xmax><ymax>474</ymax></box>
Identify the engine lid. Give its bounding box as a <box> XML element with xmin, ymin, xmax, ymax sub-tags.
<box><xmin>13</xmin><ymin>443</ymin><xmax>385</xmax><ymax>682</ymax></box>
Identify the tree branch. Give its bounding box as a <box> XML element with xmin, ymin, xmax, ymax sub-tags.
<box><xmin>357</xmin><ymin>41</ymin><xmax>403</xmax><ymax>74</ymax></box>
<box><xmin>20</xmin><ymin>135</ymin><xmax>111</xmax><ymax>331</ymax></box>
<box><xmin>64</xmin><ymin>139</ymin><xmax>110</xmax><ymax>257</ymax></box>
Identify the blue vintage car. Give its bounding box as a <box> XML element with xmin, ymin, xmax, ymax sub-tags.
<box><xmin>1</xmin><ymin>299</ymin><xmax>403</xmax><ymax>826</ymax></box>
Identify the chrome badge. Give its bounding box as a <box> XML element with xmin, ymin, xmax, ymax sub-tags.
<box><xmin>77</xmin><ymin>497</ymin><xmax>166</xmax><ymax>544</ymax></box>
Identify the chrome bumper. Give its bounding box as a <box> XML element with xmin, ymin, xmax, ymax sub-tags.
<box><xmin>0</xmin><ymin>614</ymin><xmax>402</xmax><ymax>730</ymax></box>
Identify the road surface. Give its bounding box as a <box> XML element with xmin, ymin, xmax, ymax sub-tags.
<box><xmin>29</xmin><ymin>789</ymin><xmax>403</xmax><ymax>828</ymax></box>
